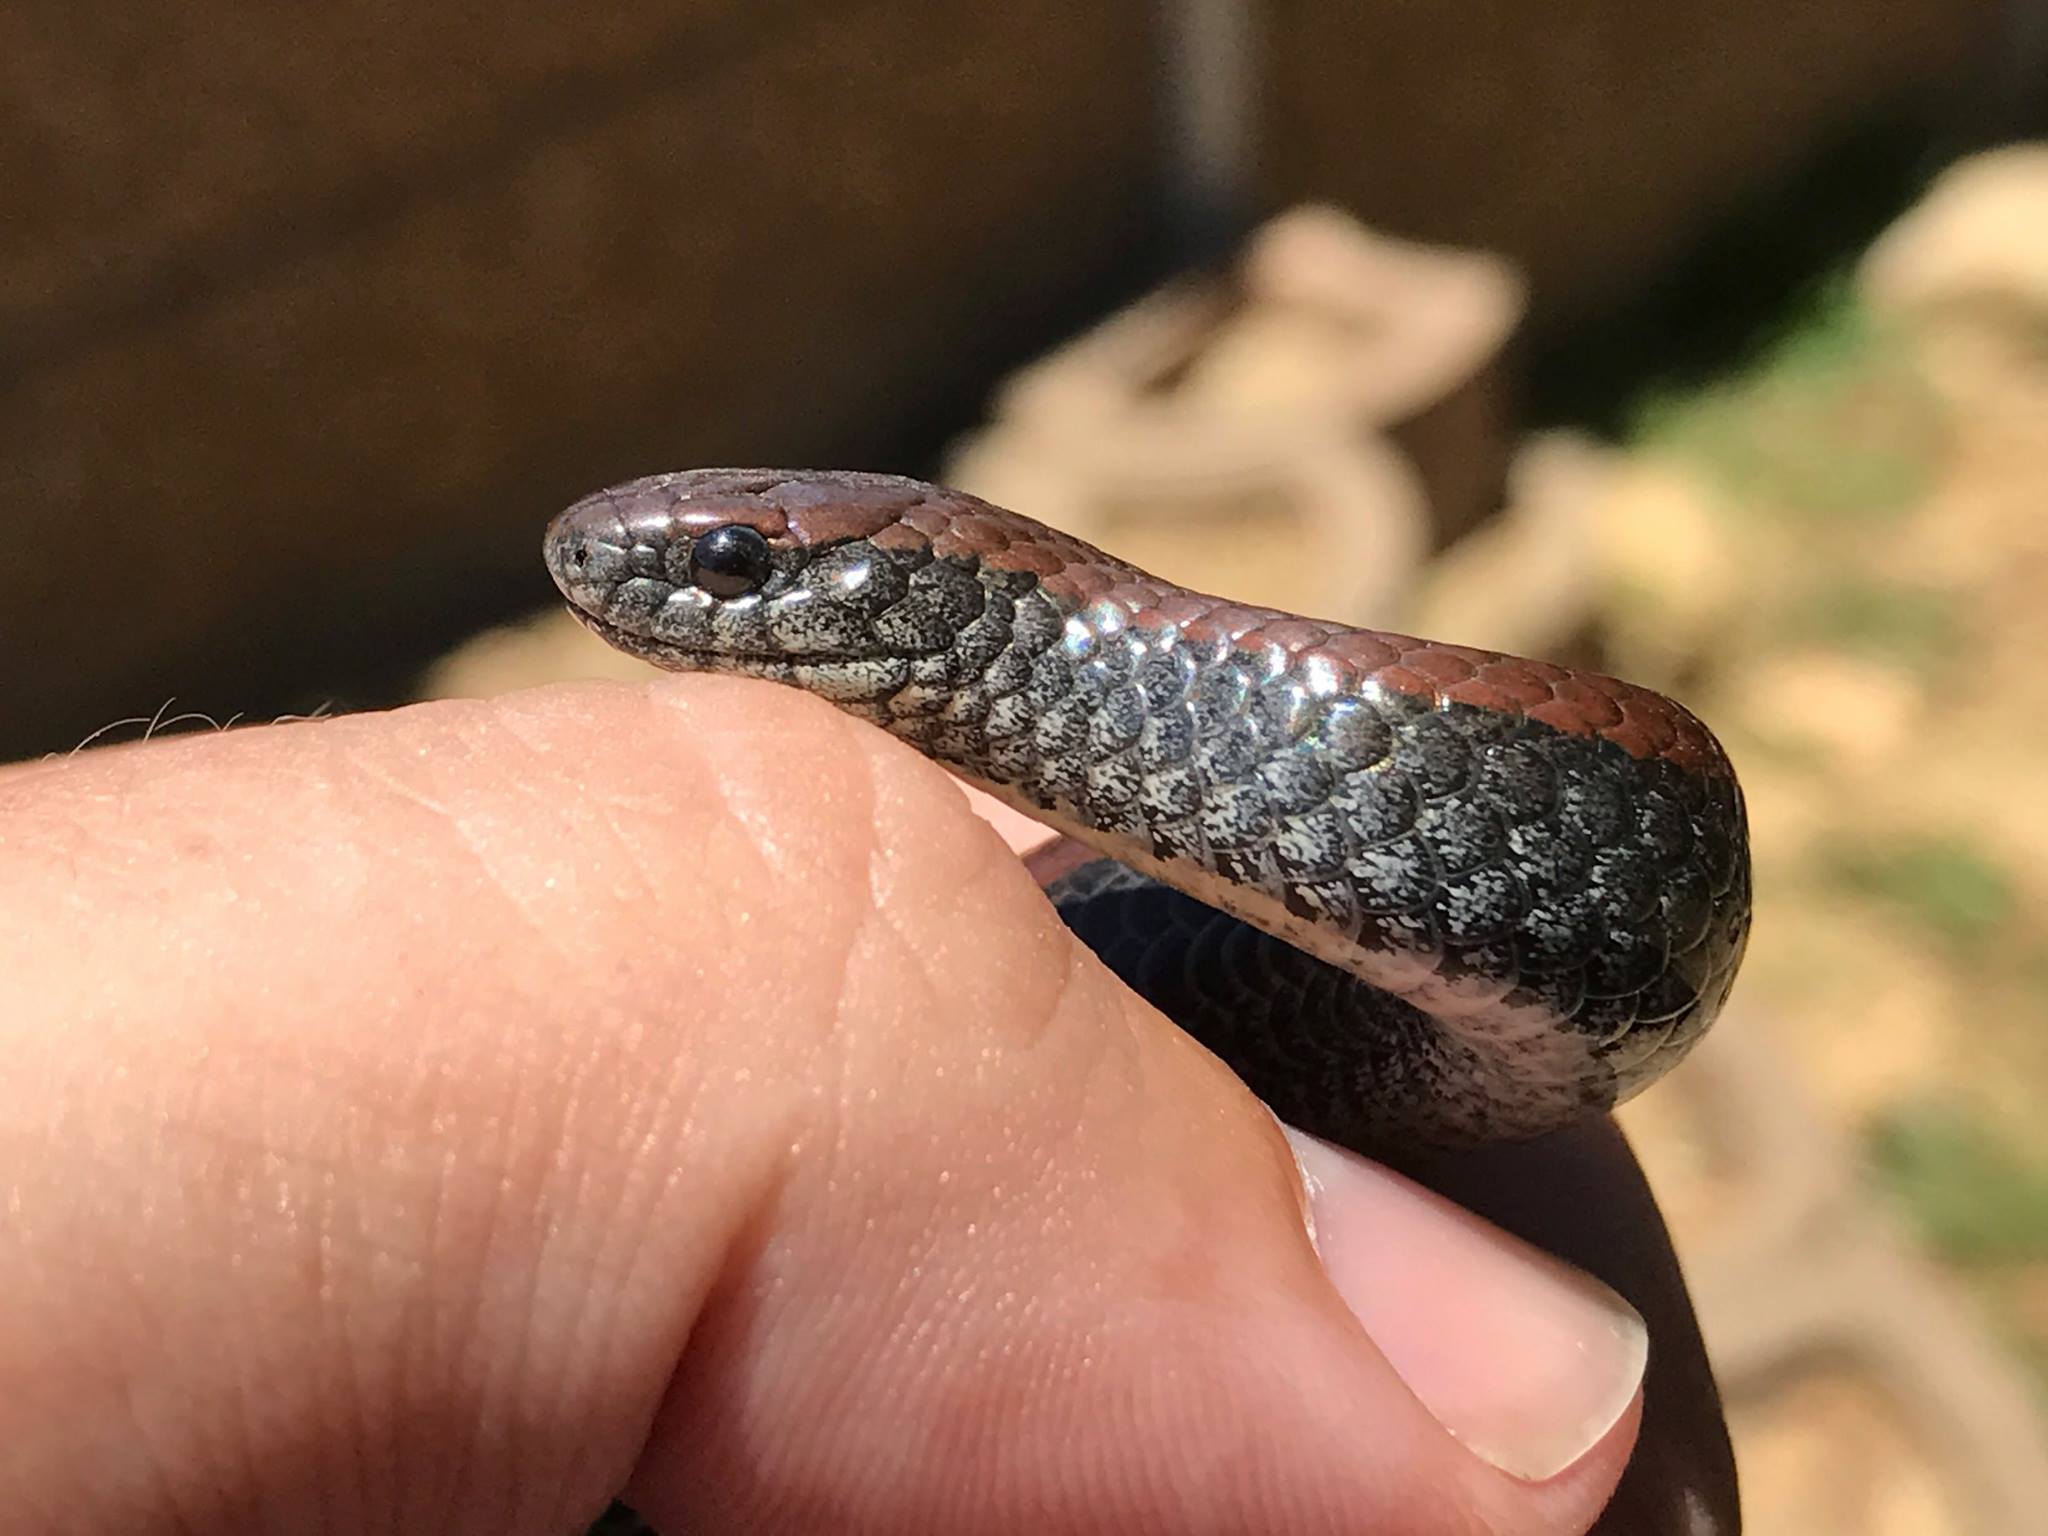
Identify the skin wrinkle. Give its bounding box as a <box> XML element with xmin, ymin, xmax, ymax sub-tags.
<box><xmin>853</xmin><ymin>724</ymin><xmax>1111</xmax><ymax>1102</ymax></box>
<box><xmin>498</xmin><ymin>995</ymin><xmax>666</xmax><ymax>1529</ymax></box>
<box><xmin>838</xmin><ymin>741</ymin><xmax>1150</xmax><ymax>1399</ymax></box>
<box><xmin>445</xmin><ymin>1109</ymin><xmax>542</xmax><ymax>1529</ymax></box>
<box><xmin>638</xmin><ymin>685</ymin><xmax>876</xmax><ymax>1073</ymax></box>
<box><xmin>289</xmin><ymin>1003</ymin><xmax>476</xmax><ymax>1528</ymax></box>
<box><xmin>115</xmin><ymin>1372</ymin><xmax>186</xmax><ymax>1534</ymax></box>
<box><xmin>468</xmin><ymin>704</ymin><xmax>646</xmax><ymax>974</ymax></box>
<box><xmin>541</xmin><ymin>1074</ymin><xmax>650</xmax><ymax>1514</ymax></box>
<box><xmin>134</xmin><ymin>1081</ymin><xmax>327</xmax><ymax>1531</ymax></box>
<box><xmin>336</xmin><ymin>709</ymin><xmax>664</xmax><ymax>1524</ymax></box>
<box><xmin>570</xmin><ymin>685</ymin><xmax>917</xmax><ymax>1519</ymax></box>
<box><xmin>536</xmin><ymin>1023</ymin><xmax>711</xmax><ymax>1528</ymax></box>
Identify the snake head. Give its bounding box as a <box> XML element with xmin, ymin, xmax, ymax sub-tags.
<box><xmin>544</xmin><ymin>469</ymin><xmax>1039</xmax><ymax>703</ymax></box>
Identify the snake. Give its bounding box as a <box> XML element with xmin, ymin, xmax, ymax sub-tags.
<box><xmin>546</xmin><ymin>468</ymin><xmax>1750</xmax><ymax>1535</ymax></box>
<box><xmin>543</xmin><ymin>468</ymin><xmax>1750</xmax><ymax>1152</ymax></box>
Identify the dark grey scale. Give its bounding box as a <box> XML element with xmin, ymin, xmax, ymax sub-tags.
<box><xmin>1136</xmin><ymin>705</ymin><xmax>1198</xmax><ymax>773</ymax></box>
<box><xmin>1499</xmin><ymin>965</ymin><xmax>1588</xmax><ymax>1028</ymax></box>
<box><xmin>606</xmin><ymin>576</ymin><xmax>670</xmax><ymax>630</ymax></box>
<box><xmin>1354</xmin><ymin>906</ymin><xmax>1445</xmax><ymax>967</ymax></box>
<box><xmin>1081</xmin><ymin>752</ymin><xmax>1149</xmax><ymax>836</ymax></box>
<box><xmin>807</xmin><ymin>539</ymin><xmax>911</xmax><ymax>616</ymax></box>
<box><xmin>915</xmin><ymin>554</ymin><xmax>991</xmax><ymax>623</ymax></box>
<box><xmin>1195</xmin><ymin>720</ymin><xmax>1264</xmax><ymax>783</ymax></box>
<box><xmin>765</xmin><ymin>589</ymin><xmax>873</xmax><ymax>654</ymax></box>
<box><xmin>1315</xmin><ymin>697</ymin><xmax>1396</xmax><ymax>772</ymax></box>
<box><xmin>1344</xmin><ymin>832</ymin><xmax>1442</xmax><ymax>915</ymax></box>
<box><xmin>1558</xmin><ymin>764</ymin><xmax>1631</xmax><ymax>846</ymax></box>
<box><xmin>1360</xmin><ymin>680</ymin><xmax>1435</xmax><ymax>727</ymax></box>
<box><xmin>1210</xmin><ymin>970</ymin><xmax>1355</xmax><ymax>1096</ymax></box>
<box><xmin>788</xmin><ymin>657</ymin><xmax>909</xmax><ymax>705</ymax></box>
<box><xmin>982</xmin><ymin>565</ymin><xmax>1038</xmax><ymax>599</ymax></box>
<box><xmin>1515</xmin><ymin>885</ymin><xmax>1603</xmax><ymax>974</ymax></box>
<box><xmin>1574</xmin><ymin>992</ymin><xmax>1642</xmax><ymax>1047</ymax></box>
<box><xmin>1658</xmin><ymin>865</ymin><xmax>1717</xmax><ymax>953</ymax></box>
<box><xmin>872</xmin><ymin>558</ymin><xmax>986</xmax><ymax>654</ymax></box>
<box><xmin>980</xmin><ymin>733</ymin><xmax>1041</xmax><ymax>784</ymax></box>
<box><xmin>1502</xmin><ymin>817</ymin><xmax>1596</xmax><ymax>905</ymax></box>
<box><xmin>1564</xmin><ymin>974</ymin><xmax>1646</xmax><ymax>1036</ymax></box>
<box><xmin>982</xmin><ymin>691</ymin><xmax>1038</xmax><ymax>742</ymax></box>
<box><xmin>1631</xmin><ymin>962</ymin><xmax>1712</xmax><ymax>1027</ymax></box>
<box><xmin>1008</xmin><ymin>587</ymin><xmax>1066</xmax><ymax>653</ymax></box>
<box><xmin>886</xmin><ymin>539</ymin><xmax>934</xmax><ymax>573</ymax></box>
<box><xmin>1135</xmin><ymin>643</ymin><xmax>1196</xmax><ymax>711</ymax></box>
<box><xmin>1190</xmin><ymin>664</ymin><xmax>1253</xmax><ymax>738</ymax></box>
<box><xmin>1657</xmin><ymin>751</ymin><xmax>1709</xmax><ymax>813</ymax></box>
<box><xmin>1327</xmin><ymin>762</ymin><xmax>1421</xmax><ymax>848</ymax></box>
<box><xmin>921</xmin><ymin>722</ymin><xmax>994</xmax><ymax>764</ymax></box>
<box><xmin>887</xmin><ymin>654</ymin><xmax>966</xmax><ymax>718</ymax></box>
<box><xmin>1087</xmin><ymin>682</ymin><xmax>1148</xmax><ymax>757</ymax></box>
<box><xmin>1135</xmin><ymin>761</ymin><xmax>1203</xmax><ymax>824</ymax></box>
<box><xmin>872</xmin><ymin>597</ymin><xmax>963</xmax><ymax>656</ymax></box>
<box><xmin>1633</xmin><ymin>780</ymin><xmax>1695</xmax><ymax>863</ymax></box>
<box><xmin>1586</xmin><ymin>841</ymin><xmax>1664</xmax><ymax>927</ymax></box>
<box><xmin>1197</xmin><ymin>779</ymin><xmax>1276</xmax><ymax>853</ymax></box>
<box><xmin>1475</xmin><ymin>732</ymin><xmax>1562</xmax><ymax>821</ymax></box>
<box><xmin>1698</xmin><ymin>782</ymin><xmax>1748</xmax><ymax>896</ymax></box>
<box><xmin>1603</xmin><ymin>1013</ymin><xmax>1684</xmax><ymax>1078</ymax></box>
<box><xmin>980</xmin><ymin>642</ymin><xmax>1039</xmax><ymax>699</ymax></box>
<box><xmin>650</xmin><ymin>592</ymin><xmax>713</xmax><ymax>648</ymax></box>
<box><xmin>1069</xmin><ymin>657</ymin><xmax>1121</xmax><ymax>715</ymax></box>
<box><xmin>1022</xmin><ymin>650</ymin><xmax>1074</xmax><ymax>713</ymax></box>
<box><xmin>1428</xmin><ymin>860</ymin><xmax>1530</xmax><ymax>948</ymax></box>
<box><xmin>950</xmin><ymin>607</ymin><xmax>1016</xmax><ymax>678</ymax></box>
<box><xmin>1386</xmin><ymin>709</ymin><xmax>1482</xmax><ymax>801</ymax></box>
<box><xmin>938</xmin><ymin>683</ymin><xmax>993</xmax><ymax>728</ymax></box>
<box><xmin>1032</xmin><ymin>739</ymin><xmax>1091</xmax><ymax>805</ymax></box>
<box><xmin>886</xmin><ymin>715</ymin><xmax>948</xmax><ymax>751</ymax></box>
<box><xmin>1251</xmin><ymin>676</ymin><xmax>1314</xmax><ymax>744</ymax></box>
<box><xmin>1272</xmin><ymin>804</ymin><xmax>1353</xmax><ymax>881</ymax></box>
<box><xmin>1256</xmin><ymin>746</ymin><xmax>1335</xmax><ymax>816</ymax></box>
<box><xmin>1411</xmin><ymin>790</ymin><xmax>1510</xmax><ymax>876</ymax></box>
<box><xmin>1581</xmin><ymin>916</ymin><xmax>1669</xmax><ymax>1000</ymax></box>
<box><xmin>1032</xmin><ymin>695</ymin><xmax>1094</xmax><ymax>761</ymax></box>
<box><xmin>1087</xmin><ymin>629</ymin><xmax>1141</xmax><ymax>683</ymax></box>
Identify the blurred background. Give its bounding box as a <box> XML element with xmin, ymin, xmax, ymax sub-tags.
<box><xmin>6</xmin><ymin>2</ymin><xmax>2048</xmax><ymax>1529</ymax></box>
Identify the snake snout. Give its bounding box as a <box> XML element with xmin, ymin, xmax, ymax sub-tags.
<box><xmin>544</xmin><ymin>495</ymin><xmax>635</xmax><ymax>619</ymax></box>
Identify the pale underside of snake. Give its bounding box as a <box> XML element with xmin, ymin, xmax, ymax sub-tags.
<box><xmin>543</xmin><ymin>469</ymin><xmax>1751</xmax><ymax>1155</ymax></box>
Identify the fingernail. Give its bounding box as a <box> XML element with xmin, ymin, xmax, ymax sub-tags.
<box><xmin>1282</xmin><ymin>1127</ymin><xmax>1647</xmax><ymax>1481</ymax></box>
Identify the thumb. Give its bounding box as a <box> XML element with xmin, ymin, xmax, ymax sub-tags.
<box><xmin>0</xmin><ymin>678</ymin><xmax>1644</xmax><ymax>1535</ymax></box>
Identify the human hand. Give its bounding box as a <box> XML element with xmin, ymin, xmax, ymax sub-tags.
<box><xmin>0</xmin><ymin>678</ymin><xmax>1736</xmax><ymax>1533</ymax></box>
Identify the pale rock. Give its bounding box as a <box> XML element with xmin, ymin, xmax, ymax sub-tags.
<box><xmin>1729</xmin><ymin>651</ymin><xmax>1922</xmax><ymax>774</ymax></box>
<box><xmin>1589</xmin><ymin>458</ymin><xmax>1744</xmax><ymax>680</ymax></box>
<box><xmin>1861</xmin><ymin>145</ymin><xmax>2048</xmax><ymax>318</ymax></box>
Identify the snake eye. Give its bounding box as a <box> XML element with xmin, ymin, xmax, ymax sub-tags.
<box><xmin>688</xmin><ymin>524</ymin><xmax>774</xmax><ymax>598</ymax></box>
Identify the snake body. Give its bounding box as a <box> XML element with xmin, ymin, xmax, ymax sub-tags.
<box><xmin>544</xmin><ymin>469</ymin><xmax>1750</xmax><ymax>1148</ymax></box>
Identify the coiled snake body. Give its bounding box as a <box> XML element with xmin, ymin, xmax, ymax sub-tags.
<box><xmin>545</xmin><ymin>469</ymin><xmax>1750</xmax><ymax>1151</ymax></box>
